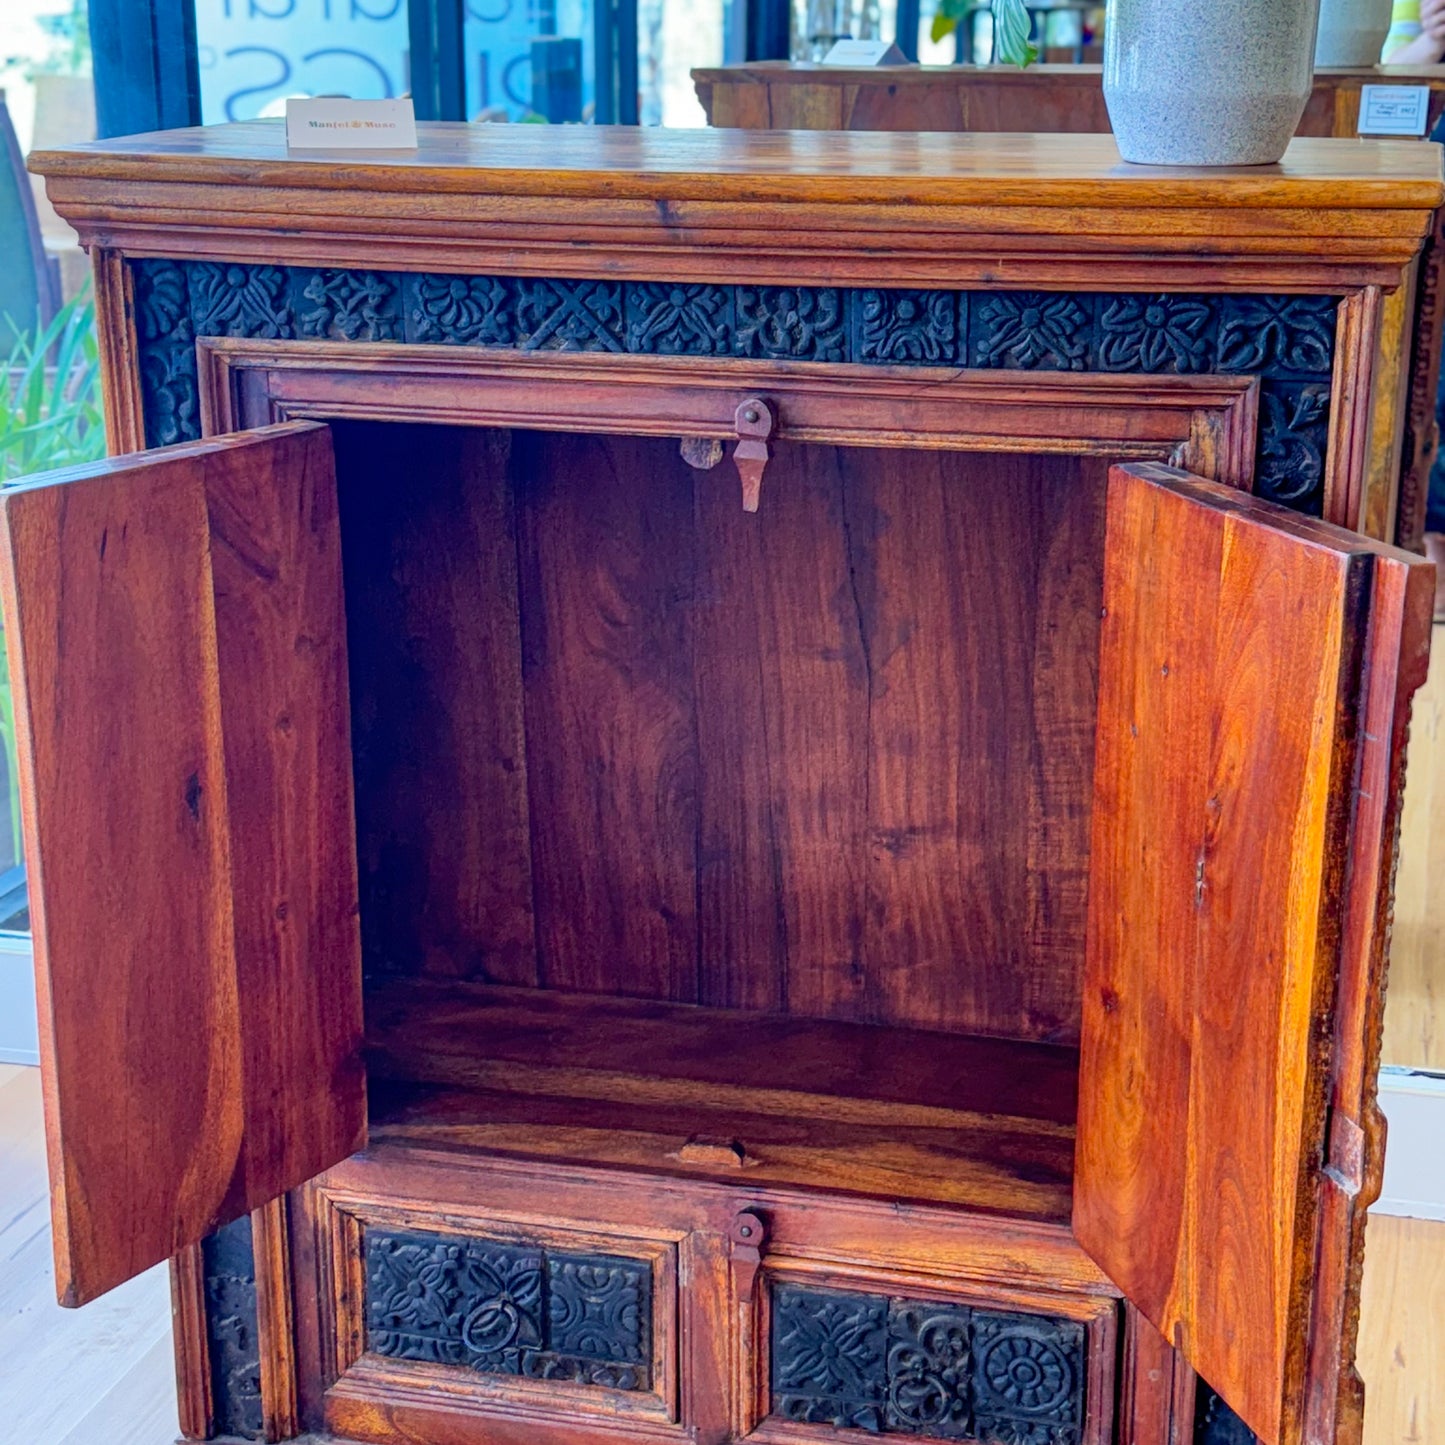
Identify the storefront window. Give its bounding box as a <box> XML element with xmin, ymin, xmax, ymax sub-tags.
<box><xmin>195</xmin><ymin>0</ymin><xmax>411</xmax><ymax>123</ymax></box>
<box><xmin>0</xmin><ymin>0</ymin><xmax>101</xmax><ymax>1058</ymax></box>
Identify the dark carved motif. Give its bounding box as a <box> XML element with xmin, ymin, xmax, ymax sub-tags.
<box><xmin>1217</xmin><ymin>295</ymin><xmax>1336</xmax><ymax>375</ymax></box>
<box><xmin>132</xmin><ymin>259</ymin><xmax>199</xmax><ymax>448</ymax></box>
<box><xmin>736</xmin><ymin>286</ymin><xmax>848</xmax><ymax>362</ymax></box>
<box><xmin>1097</xmin><ymin>294</ymin><xmax>1214</xmax><ymax>374</ymax></box>
<box><xmin>856</xmin><ymin>289</ymin><xmax>958</xmax><ymax>365</ymax></box>
<box><xmin>129</xmin><ymin>261</ymin><xmax>1339</xmax><ymax>515</ymax></box>
<box><xmin>773</xmin><ymin>1286</ymin><xmax>889</xmax><ymax>1431</ymax></box>
<box><xmin>299</xmin><ymin>269</ymin><xmax>400</xmax><ymax>342</ymax></box>
<box><xmin>971</xmin><ymin>292</ymin><xmax>1091</xmax><ymax>371</ymax></box>
<box><xmin>770</xmin><ymin>1286</ymin><xmax>1084</xmax><ymax>1444</ymax></box>
<box><xmin>365</xmin><ymin>1227</ymin><xmax>651</xmax><ymax>1391</ymax></box>
<box><xmin>189</xmin><ymin>262</ymin><xmax>293</xmax><ymax>340</ymax></box>
<box><xmin>1257</xmin><ymin>382</ymin><xmax>1331</xmax><ymax>508</ymax></box>
<box><xmin>972</xmin><ymin>1312</ymin><xmax>1085</xmax><ymax>1445</ymax></box>
<box><xmin>887</xmin><ymin>1301</ymin><xmax>973</xmax><ymax>1438</ymax></box>
<box><xmin>406</xmin><ymin>274</ymin><xmax>512</xmax><ymax>346</ymax></box>
<box><xmin>547</xmin><ymin>1255</ymin><xmax>650</xmax><ymax>1364</ymax></box>
<box><xmin>1194</xmin><ymin>1382</ymin><xmax>1258</xmax><ymax>1445</ymax></box>
<box><xmin>626</xmin><ymin>282</ymin><xmax>734</xmax><ymax>355</ymax></box>
<box><xmin>516</xmin><ymin>278</ymin><xmax>625</xmax><ymax>351</ymax></box>
<box><xmin>201</xmin><ymin>1215</ymin><xmax>265</xmax><ymax>1440</ymax></box>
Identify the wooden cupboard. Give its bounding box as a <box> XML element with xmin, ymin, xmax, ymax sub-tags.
<box><xmin>11</xmin><ymin>124</ymin><xmax>1443</xmax><ymax>1445</ymax></box>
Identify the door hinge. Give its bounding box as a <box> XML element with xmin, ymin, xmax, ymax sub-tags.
<box><xmin>1323</xmin><ymin>1107</ymin><xmax>1366</xmax><ymax>1198</ymax></box>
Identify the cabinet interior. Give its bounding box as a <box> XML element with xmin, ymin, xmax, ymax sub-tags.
<box><xmin>336</xmin><ymin>420</ymin><xmax>1108</xmax><ymax>1223</ymax></box>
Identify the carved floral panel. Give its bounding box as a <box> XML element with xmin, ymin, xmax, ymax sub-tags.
<box><xmin>770</xmin><ymin>1284</ymin><xmax>1086</xmax><ymax>1444</ymax></box>
<box><xmin>130</xmin><ymin>260</ymin><xmax>1340</xmax><ymax>515</ymax></box>
<box><xmin>364</xmin><ymin>1226</ymin><xmax>651</xmax><ymax>1391</ymax></box>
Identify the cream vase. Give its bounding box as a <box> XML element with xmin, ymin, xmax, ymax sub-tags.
<box><xmin>1104</xmin><ymin>0</ymin><xmax>1323</xmax><ymax>166</ymax></box>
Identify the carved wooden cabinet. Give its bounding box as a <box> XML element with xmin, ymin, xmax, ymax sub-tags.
<box><xmin>11</xmin><ymin>126</ymin><xmax>1442</xmax><ymax>1445</ymax></box>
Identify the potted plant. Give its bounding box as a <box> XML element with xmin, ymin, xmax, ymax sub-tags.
<box><xmin>930</xmin><ymin>0</ymin><xmax>1039</xmax><ymax>66</ymax></box>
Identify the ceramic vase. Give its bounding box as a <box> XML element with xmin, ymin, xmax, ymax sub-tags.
<box><xmin>1314</xmin><ymin>0</ymin><xmax>1392</xmax><ymax>66</ymax></box>
<box><xmin>1104</xmin><ymin>0</ymin><xmax>1323</xmax><ymax>166</ymax></box>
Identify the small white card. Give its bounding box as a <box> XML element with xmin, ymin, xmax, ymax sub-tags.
<box><xmin>822</xmin><ymin>38</ymin><xmax>909</xmax><ymax>66</ymax></box>
<box><xmin>1358</xmin><ymin>84</ymin><xmax>1431</xmax><ymax>137</ymax></box>
<box><xmin>285</xmin><ymin>97</ymin><xmax>418</xmax><ymax>150</ymax></box>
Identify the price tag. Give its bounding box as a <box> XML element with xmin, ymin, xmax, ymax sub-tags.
<box><xmin>286</xmin><ymin>97</ymin><xmax>418</xmax><ymax>150</ymax></box>
<box><xmin>821</xmin><ymin>38</ymin><xmax>909</xmax><ymax>65</ymax></box>
<box><xmin>1357</xmin><ymin>84</ymin><xmax>1431</xmax><ymax>137</ymax></box>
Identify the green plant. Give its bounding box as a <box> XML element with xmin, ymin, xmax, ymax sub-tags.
<box><xmin>931</xmin><ymin>0</ymin><xmax>1037</xmax><ymax>65</ymax></box>
<box><xmin>0</xmin><ymin>286</ymin><xmax>105</xmax><ymax>483</ymax></box>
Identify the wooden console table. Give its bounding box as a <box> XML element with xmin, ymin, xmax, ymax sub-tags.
<box><xmin>693</xmin><ymin>63</ymin><xmax>1445</xmax><ymax>138</ymax></box>
<box><xmin>10</xmin><ymin>125</ymin><xmax>1442</xmax><ymax>1445</ymax></box>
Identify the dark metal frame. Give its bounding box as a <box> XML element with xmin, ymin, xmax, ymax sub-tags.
<box><xmin>89</xmin><ymin>0</ymin><xmax>201</xmax><ymax>138</ymax></box>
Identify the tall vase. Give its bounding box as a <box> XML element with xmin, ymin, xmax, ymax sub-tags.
<box><xmin>1104</xmin><ymin>0</ymin><xmax>1323</xmax><ymax>166</ymax></box>
<box><xmin>1314</xmin><ymin>0</ymin><xmax>1392</xmax><ymax>66</ymax></box>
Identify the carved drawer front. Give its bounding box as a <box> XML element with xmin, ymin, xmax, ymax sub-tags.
<box><xmin>311</xmin><ymin>1176</ymin><xmax>684</xmax><ymax>1445</ymax></box>
<box><xmin>365</xmin><ymin>1228</ymin><xmax>654</xmax><ymax>1392</ymax></box>
<box><xmin>742</xmin><ymin>1270</ymin><xmax>1116</xmax><ymax>1445</ymax></box>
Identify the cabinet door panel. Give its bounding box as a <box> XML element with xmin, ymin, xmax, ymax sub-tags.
<box><xmin>0</xmin><ymin>422</ymin><xmax>364</xmax><ymax>1306</ymax></box>
<box><xmin>1075</xmin><ymin>462</ymin><xmax>1433</xmax><ymax>1445</ymax></box>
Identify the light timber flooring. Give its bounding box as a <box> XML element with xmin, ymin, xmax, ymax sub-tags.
<box><xmin>0</xmin><ymin>1058</ymin><xmax>1437</xmax><ymax>1444</ymax></box>
<box><xmin>1388</xmin><ymin>620</ymin><xmax>1445</xmax><ymax>1069</ymax></box>
<box><xmin>0</xmin><ymin>1062</ymin><xmax>177</xmax><ymax>1444</ymax></box>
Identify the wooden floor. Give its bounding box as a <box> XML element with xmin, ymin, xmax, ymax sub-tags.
<box><xmin>0</xmin><ymin>1062</ymin><xmax>177</xmax><ymax>1445</ymax></box>
<box><xmin>1388</xmin><ymin>619</ymin><xmax>1445</xmax><ymax>1068</ymax></box>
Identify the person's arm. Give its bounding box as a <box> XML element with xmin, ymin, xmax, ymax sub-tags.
<box><xmin>1385</xmin><ymin>0</ymin><xmax>1445</xmax><ymax>61</ymax></box>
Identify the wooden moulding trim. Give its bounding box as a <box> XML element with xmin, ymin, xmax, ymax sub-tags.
<box><xmin>320</xmin><ymin>1145</ymin><xmax>1117</xmax><ymax>1296</ymax></box>
<box><xmin>196</xmin><ymin>339</ymin><xmax>1260</xmax><ymax>490</ymax></box>
<box><xmin>325</xmin><ymin>1370</ymin><xmax>690</xmax><ymax>1445</ymax></box>
<box><xmin>252</xmin><ymin>1198</ymin><xmax>300</xmax><ymax>1443</ymax></box>
<box><xmin>1117</xmin><ymin>1305</ymin><xmax>1197</xmax><ymax>1445</ymax></box>
<box><xmin>61</xmin><ymin>220</ymin><xmax>1424</xmax><ymax>293</ymax></box>
<box><xmin>90</xmin><ymin>248</ymin><xmax>146</xmax><ymax>455</ymax></box>
<box><xmin>1325</xmin><ymin>287</ymin><xmax>1385</xmax><ymax>529</ymax></box>
<box><xmin>169</xmin><ymin>1247</ymin><xmax>215</xmax><ymax>1440</ymax></box>
<box><xmin>1362</xmin><ymin>265</ymin><xmax>1416</xmax><ymax>543</ymax></box>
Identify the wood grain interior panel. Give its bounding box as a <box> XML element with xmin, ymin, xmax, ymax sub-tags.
<box><xmin>338</xmin><ymin>422</ymin><xmax>537</xmax><ymax>985</ymax></box>
<box><xmin>365</xmin><ymin>979</ymin><xmax>1079</xmax><ymax>1221</ymax></box>
<box><xmin>341</xmin><ymin>425</ymin><xmax>1103</xmax><ymax>1044</ymax></box>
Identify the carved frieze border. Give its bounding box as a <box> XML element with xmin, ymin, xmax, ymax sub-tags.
<box><xmin>130</xmin><ymin>259</ymin><xmax>1338</xmax><ymax>516</ymax></box>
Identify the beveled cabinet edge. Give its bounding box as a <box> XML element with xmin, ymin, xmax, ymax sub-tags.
<box><xmin>194</xmin><ymin>336</ymin><xmax>1261</xmax><ymax>490</ymax></box>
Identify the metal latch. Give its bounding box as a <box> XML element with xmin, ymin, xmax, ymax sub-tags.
<box><xmin>734</xmin><ymin>398</ymin><xmax>775</xmax><ymax>512</ymax></box>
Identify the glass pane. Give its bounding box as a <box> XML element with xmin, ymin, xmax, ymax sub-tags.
<box><xmin>639</xmin><ymin>0</ymin><xmax>744</xmax><ymax>126</ymax></box>
<box><xmin>1</xmin><ymin>0</ymin><xmax>101</xmax><ymax>1059</ymax></box>
<box><xmin>914</xmin><ymin>1</ymin><xmax>1104</xmax><ymax>65</ymax></box>
<box><xmin>195</xmin><ymin>0</ymin><xmax>412</xmax><ymax>124</ymax></box>
<box><xmin>464</xmin><ymin>0</ymin><xmax>596</xmax><ymax>122</ymax></box>
<box><xmin>794</xmin><ymin>0</ymin><xmax>899</xmax><ymax>60</ymax></box>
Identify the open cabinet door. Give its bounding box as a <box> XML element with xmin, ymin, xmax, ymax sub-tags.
<box><xmin>0</xmin><ymin>422</ymin><xmax>364</xmax><ymax>1307</ymax></box>
<box><xmin>1075</xmin><ymin>463</ymin><xmax>1433</xmax><ymax>1445</ymax></box>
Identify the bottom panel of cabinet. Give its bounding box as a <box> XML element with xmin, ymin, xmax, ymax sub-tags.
<box><xmin>273</xmin><ymin>1144</ymin><xmax>1121</xmax><ymax>1445</ymax></box>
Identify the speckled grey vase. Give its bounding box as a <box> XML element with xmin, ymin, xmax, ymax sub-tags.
<box><xmin>1104</xmin><ymin>0</ymin><xmax>1322</xmax><ymax>166</ymax></box>
<box><xmin>1314</xmin><ymin>0</ymin><xmax>1392</xmax><ymax>66</ymax></box>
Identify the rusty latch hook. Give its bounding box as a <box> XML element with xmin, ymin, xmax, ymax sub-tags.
<box><xmin>734</xmin><ymin>398</ymin><xmax>775</xmax><ymax>513</ymax></box>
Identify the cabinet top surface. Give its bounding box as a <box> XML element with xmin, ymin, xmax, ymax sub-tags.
<box><xmin>29</xmin><ymin>120</ymin><xmax>1445</xmax><ymax>211</ymax></box>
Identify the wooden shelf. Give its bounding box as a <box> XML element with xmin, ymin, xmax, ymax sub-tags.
<box><xmin>365</xmin><ymin>980</ymin><xmax>1079</xmax><ymax>1222</ymax></box>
